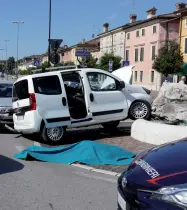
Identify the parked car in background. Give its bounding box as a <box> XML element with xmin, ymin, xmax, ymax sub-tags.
<box><xmin>0</xmin><ymin>80</ymin><xmax>13</xmax><ymax>126</ymax></box>
<box><xmin>118</xmin><ymin>138</ymin><xmax>187</xmax><ymax>210</ymax></box>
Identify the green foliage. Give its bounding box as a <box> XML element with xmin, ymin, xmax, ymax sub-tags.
<box><xmin>7</xmin><ymin>57</ymin><xmax>15</xmax><ymax>71</ymax></box>
<box><xmin>63</xmin><ymin>61</ymin><xmax>75</xmax><ymax>66</ymax></box>
<box><xmin>40</xmin><ymin>61</ymin><xmax>50</xmax><ymax>68</ymax></box>
<box><xmin>98</xmin><ymin>53</ymin><xmax>122</xmax><ymax>71</ymax></box>
<box><xmin>82</xmin><ymin>56</ymin><xmax>97</xmax><ymax>68</ymax></box>
<box><xmin>152</xmin><ymin>40</ymin><xmax>184</xmax><ymax>75</ymax></box>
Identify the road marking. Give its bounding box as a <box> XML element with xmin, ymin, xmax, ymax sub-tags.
<box><xmin>34</xmin><ymin>141</ymin><xmax>41</xmax><ymax>146</ymax></box>
<box><xmin>15</xmin><ymin>145</ymin><xmax>25</xmax><ymax>151</ymax></box>
<box><xmin>71</xmin><ymin>163</ymin><xmax>93</xmax><ymax>171</ymax></box>
<box><xmin>74</xmin><ymin>171</ymin><xmax>117</xmax><ymax>183</ymax></box>
<box><xmin>71</xmin><ymin>163</ymin><xmax>121</xmax><ymax>177</ymax></box>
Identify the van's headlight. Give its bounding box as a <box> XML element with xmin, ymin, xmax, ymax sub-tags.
<box><xmin>150</xmin><ymin>187</ymin><xmax>187</xmax><ymax>207</ymax></box>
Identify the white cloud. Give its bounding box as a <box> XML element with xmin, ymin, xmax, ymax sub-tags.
<box><xmin>108</xmin><ymin>13</ymin><xmax>117</xmax><ymax>20</ymax></box>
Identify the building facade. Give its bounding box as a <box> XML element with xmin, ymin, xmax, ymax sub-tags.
<box><xmin>174</xmin><ymin>3</ymin><xmax>187</xmax><ymax>63</ymax></box>
<box><xmin>98</xmin><ymin>23</ymin><xmax>125</xmax><ymax>59</ymax></box>
<box><xmin>124</xmin><ymin>8</ymin><xmax>179</xmax><ymax>90</ymax></box>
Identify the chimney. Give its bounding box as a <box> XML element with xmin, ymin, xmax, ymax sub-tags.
<box><xmin>129</xmin><ymin>14</ymin><xmax>137</xmax><ymax>23</ymax></box>
<box><xmin>82</xmin><ymin>39</ymin><xmax>86</xmax><ymax>44</ymax></box>
<box><xmin>176</xmin><ymin>2</ymin><xmax>186</xmax><ymax>10</ymax></box>
<box><xmin>103</xmin><ymin>23</ymin><xmax>109</xmax><ymax>33</ymax></box>
<box><xmin>146</xmin><ymin>7</ymin><xmax>157</xmax><ymax>19</ymax></box>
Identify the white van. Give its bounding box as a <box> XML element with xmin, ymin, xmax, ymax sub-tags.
<box><xmin>12</xmin><ymin>68</ymin><xmax>129</xmax><ymax>143</ymax></box>
<box><xmin>13</xmin><ymin>68</ymin><xmax>128</xmax><ymax>142</ymax></box>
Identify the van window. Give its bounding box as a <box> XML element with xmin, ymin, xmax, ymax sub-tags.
<box><xmin>33</xmin><ymin>75</ymin><xmax>62</xmax><ymax>95</ymax></box>
<box><xmin>13</xmin><ymin>79</ymin><xmax>29</xmax><ymax>102</ymax></box>
<box><xmin>87</xmin><ymin>72</ymin><xmax>118</xmax><ymax>91</ymax></box>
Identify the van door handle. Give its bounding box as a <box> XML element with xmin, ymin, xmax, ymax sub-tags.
<box><xmin>90</xmin><ymin>93</ymin><xmax>94</xmax><ymax>102</ymax></box>
<box><xmin>62</xmin><ymin>97</ymin><xmax>67</xmax><ymax>106</ymax></box>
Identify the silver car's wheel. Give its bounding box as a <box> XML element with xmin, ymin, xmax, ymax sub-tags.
<box><xmin>46</xmin><ymin>127</ymin><xmax>64</xmax><ymax>142</ymax></box>
<box><xmin>129</xmin><ymin>101</ymin><xmax>150</xmax><ymax>120</ymax></box>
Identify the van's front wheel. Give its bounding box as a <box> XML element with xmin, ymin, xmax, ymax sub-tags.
<box><xmin>41</xmin><ymin>125</ymin><xmax>66</xmax><ymax>144</ymax></box>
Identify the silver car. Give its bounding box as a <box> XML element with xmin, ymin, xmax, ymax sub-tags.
<box><xmin>0</xmin><ymin>80</ymin><xmax>13</xmax><ymax>126</ymax></box>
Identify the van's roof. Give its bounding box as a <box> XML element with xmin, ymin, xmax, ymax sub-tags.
<box><xmin>14</xmin><ymin>68</ymin><xmax>109</xmax><ymax>83</ymax></box>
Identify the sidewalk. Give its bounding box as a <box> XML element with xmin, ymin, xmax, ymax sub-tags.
<box><xmin>64</xmin><ymin>125</ymin><xmax>155</xmax><ymax>174</ymax></box>
<box><xmin>93</xmin><ymin>128</ymin><xmax>154</xmax><ymax>173</ymax></box>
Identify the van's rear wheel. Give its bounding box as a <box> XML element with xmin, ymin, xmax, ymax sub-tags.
<box><xmin>101</xmin><ymin>121</ymin><xmax>120</xmax><ymax>130</ymax></box>
<box><xmin>41</xmin><ymin>125</ymin><xmax>66</xmax><ymax>144</ymax></box>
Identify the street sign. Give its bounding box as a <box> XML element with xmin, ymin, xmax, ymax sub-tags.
<box><xmin>50</xmin><ymin>39</ymin><xmax>63</xmax><ymax>51</ymax></box>
<box><xmin>122</xmin><ymin>61</ymin><xmax>130</xmax><ymax>67</ymax></box>
<box><xmin>75</xmin><ymin>48</ymin><xmax>91</xmax><ymax>57</ymax></box>
<box><xmin>34</xmin><ymin>59</ymin><xmax>40</xmax><ymax>67</ymax></box>
<box><xmin>109</xmin><ymin>60</ymin><xmax>113</xmax><ymax>72</ymax></box>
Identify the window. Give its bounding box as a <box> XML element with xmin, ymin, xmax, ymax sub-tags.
<box><xmin>120</xmin><ymin>33</ymin><xmax>124</xmax><ymax>40</ymax></box>
<box><xmin>153</xmin><ymin>25</ymin><xmax>157</xmax><ymax>34</ymax></box>
<box><xmin>140</xmin><ymin>71</ymin><xmax>143</xmax><ymax>82</ymax></box>
<box><xmin>140</xmin><ymin>47</ymin><xmax>144</xmax><ymax>61</ymax></box>
<box><xmin>184</xmin><ymin>38</ymin><xmax>187</xmax><ymax>54</ymax></box>
<box><xmin>0</xmin><ymin>83</ymin><xmax>13</xmax><ymax>98</ymax></box>
<box><xmin>151</xmin><ymin>71</ymin><xmax>154</xmax><ymax>83</ymax></box>
<box><xmin>134</xmin><ymin>71</ymin><xmax>138</xmax><ymax>82</ymax></box>
<box><xmin>185</xmin><ymin>17</ymin><xmax>187</xmax><ymax>28</ymax></box>
<box><xmin>120</xmin><ymin>46</ymin><xmax>123</xmax><ymax>52</ymax></box>
<box><xmin>33</xmin><ymin>75</ymin><xmax>62</xmax><ymax>95</ymax></box>
<box><xmin>127</xmin><ymin>33</ymin><xmax>130</xmax><ymax>40</ymax></box>
<box><xmin>13</xmin><ymin>79</ymin><xmax>29</xmax><ymax>102</ymax></box>
<box><xmin>125</xmin><ymin>50</ymin><xmax>129</xmax><ymax>61</ymax></box>
<box><xmin>87</xmin><ymin>72</ymin><xmax>118</xmax><ymax>91</ymax></box>
<box><xmin>114</xmin><ymin>35</ymin><xmax>116</xmax><ymax>41</ymax></box>
<box><xmin>142</xmin><ymin>29</ymin><xmax>145</xmax><ymax>36</ymax></box>
<box><xmin>152</xmin><ymin>46</ymin><xmax>156</xmax><ymax>60</ymax></box>
<box><xmin>66</xmin><ymin>52</ymin><xmax>68</xmax><ymax>56</ymax></box>
<box><xmin>135</xmin><ymin>48</ymin><xmax>139</xmax><ymax>62</ymax></box>
<box><xmin>136</xmin><ymin>30</ymin><xmax>140</xmax><ymax>37</ymax></box>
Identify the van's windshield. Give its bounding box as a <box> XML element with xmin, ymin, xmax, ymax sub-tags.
<box><xmin>0</xmin><ymin>83</ymin><xmax>13</xmax><ymax>98</ymax></box>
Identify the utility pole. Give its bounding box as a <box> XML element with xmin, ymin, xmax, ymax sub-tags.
<box><xmin>4</xmin><ymin>40</ymin><xmax>10</xmax><ymax>79</ymax></box>
<box><xmin>48</xmin><ymin>0</ymin><xmax>52</xmax><ymax>67</ymax></box>
<box><xmin>13</xmin><ymin>21</ymin><xmax>24</xmax><ymax>76</ymax></box>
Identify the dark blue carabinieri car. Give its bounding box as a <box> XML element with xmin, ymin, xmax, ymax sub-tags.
<box><xmin>118</xmin><ymin>138</ymin><xmax>187</xmax><ymax>210</ymax></box>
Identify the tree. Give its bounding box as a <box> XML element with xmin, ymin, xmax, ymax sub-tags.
<box><xmin>153</xmin><ymin>40</ymin><xmax>184</xmax><ymax>76</ymax></box>
<box><xmin>63</xmin><ymin>61</ymin><xmax>75</xmax><ymax>66</ymax></box>
<box><xmin>82</xmin><ymin>56</ymin><xmax>97</xmax><ymax>68</ymax></box>
<box><xmin>99</xmin><ymin>53</ymin><xmax>121</xmax><ymax>71</ymax></box>
<box><xmin>7</xmin><ymin>57</ymin><xmax>15</xmax><ymax>71</ymax></box>
<box><xmin>40</xmin><ymin>61</ymin><xmax>50</xmax><ymax>69</ymax></box>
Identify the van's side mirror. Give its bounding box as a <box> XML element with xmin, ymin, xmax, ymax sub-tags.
<box><xmin>119</xmin><ymin>81</ymin><xmax>125</xmax><ymax>90</ymax></box>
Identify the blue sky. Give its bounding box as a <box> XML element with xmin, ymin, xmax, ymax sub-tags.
<box><xmin>0</xmin><ymin>0</ymin><xmax>181</xmax><ymax>59</ymax></box>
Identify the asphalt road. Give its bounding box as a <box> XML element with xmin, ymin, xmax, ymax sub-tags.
<box><xmin>0</xmin><ymin>127</ymin><xmax>125</xmax><ymax>210</ymax></box>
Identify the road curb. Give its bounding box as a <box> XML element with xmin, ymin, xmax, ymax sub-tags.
<box><xmin>71</xmin><ymin>163</ymin><xmax>121</xmax><ymax>177</ymax></box>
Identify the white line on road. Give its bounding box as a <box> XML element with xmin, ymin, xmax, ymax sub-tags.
<box><xmin>71</xmin><ymin>163</ymin><xmax>121</xmax><ymax>177</ymax></box>
<box><xmin>33</xmin><ymin>141</ymin><xmax>41</xmax><ymax>146</ymax></box>
<box><xmin>15</xmin><ymin>145</ymin><xmax>25</xmax><ymax>151</ymax></box>
<box><xmin>74</xmin><ymin>171</ymin><xmax>117</xmax><ymax>183</ymax></box>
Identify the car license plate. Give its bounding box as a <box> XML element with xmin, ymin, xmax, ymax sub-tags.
<box><xmin>17</xmin><ymin>115</ymin><xmax>24</xmax><ymax>121</ymax></box>
<box><xmin>118</xmin><ymin>192</ymin><xmax>126</xmax><ymax>210</ymax></box>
